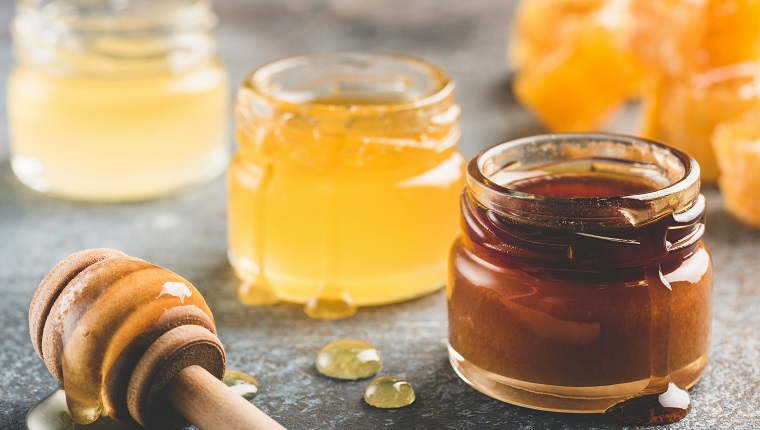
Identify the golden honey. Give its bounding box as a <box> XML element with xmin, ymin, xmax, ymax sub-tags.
<box><xmin>7</xmin><ymin>0</ymin><xmax>229</xmax><ymax>201</ymax></box>
<box><xmin>228</xmin><ymin>53</ymin><xmax>464</xmax><ymax>313</ymax></box>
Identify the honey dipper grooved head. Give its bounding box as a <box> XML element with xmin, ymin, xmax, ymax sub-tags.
<box><xmin>29</xmin><ymin>248</ymin><xmax>127</xmax><ymax>361</ymax></box>
<box><xmin>29</xmin><ymin>249</ymin><xmax>219</xmax><ymax>428</ymax></box>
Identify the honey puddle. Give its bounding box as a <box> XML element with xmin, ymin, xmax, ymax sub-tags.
<box><xmin>26</xmin><ymin>389</ymin><xmax>140</xmax><ymax>430</ymax></box>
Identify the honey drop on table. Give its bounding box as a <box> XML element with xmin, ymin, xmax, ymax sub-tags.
<box><xmin>316</xmin><ymin>339</ymin><xmax>383</xmax><ymax>380</ymax></box>
<box><xmin>364</xmin><ymin>377</ymin><xmax>416</xmax><ymax>409</ymax></box>
<box><xmin>224</xmin><ymin>370</ymin><xmax>260</xmax><ymax>401</ymax></box>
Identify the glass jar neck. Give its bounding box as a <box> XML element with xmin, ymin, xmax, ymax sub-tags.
<box><xmin>12</xmin><ymin>0</ymin><xmax>217</xmax><ymax>78</ymax></box>
<box><xmin>235</xmin><ymin>53</ymin><xmax>461</xmax><ymax>167</ymax></box>
<box><xmin>463</xmin><ymin>133</ymin><xmax>705</xmax><ymax>268</ymax></box>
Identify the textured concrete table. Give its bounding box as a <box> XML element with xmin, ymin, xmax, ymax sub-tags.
<box><xmin>1</xmin><ymin>1</ymin><xmax>758</xmax><ymax>429</ymax></box>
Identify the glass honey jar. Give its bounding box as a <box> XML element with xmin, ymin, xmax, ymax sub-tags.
<box><xmin>229</xmin><ymin>53</ymin><xmax>465</xmax><ymax>319</ymax></box>
<box><xmin>448</xmin><ymin>134</ymin><xmax>712</xmax><ymax>420</ymax></box>
<box><xmin>7</xmin><ymin>0</ymin><xmax>229</xmax><ymax>201</ymax></box>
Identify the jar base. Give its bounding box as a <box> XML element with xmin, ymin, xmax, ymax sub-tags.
<box><xmin>11</xmin><ymin>148</ymin><xmax>228</xmax><ymax>202</ymax></box>
<box><xmin>448</xmin><ymin>344</ymin><xmax>708</xmax><ymax>414</ymax></box>
<box><xmin>228</xmin><ymin>251</ymin><xmax>446</xmax><ymax>307</ymax></box>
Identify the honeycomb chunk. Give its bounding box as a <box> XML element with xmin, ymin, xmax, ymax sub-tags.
<box><xmin>641</xmin><ymin>62</ymin><xmax>760</xmax><ymax>183</ymax></box>
<box><xmin>713</xmin><ymin>106</ymin><xmax>760</xmax><ymax>227</ymax></box>
<box><xmin>627</xmin><ymin>0</ymin><xmax>708</xmax><ymax>77</ymax></box>
<box><xmin>513</xmin><ymin>22</ymin><xmax>644</xmax><ymax>132</ymax></box>
<box><xmin>628</xmin><ymin>0</ymin><xmax>760</xmax><ymax>75</ymax></box>
<box><xmin>510</xmin><ymin>0</ymin><xmax>644</xmax><ymax>131</ymax></box>
<box><xmin>700</xmin><ymin>0</ymin><xmax>760</xmax><ymax>69</ymax></box>
<box><xmin>509</xmin><ymin>0</ymin><xmax>606</xmax><ymax>71</ymax></box>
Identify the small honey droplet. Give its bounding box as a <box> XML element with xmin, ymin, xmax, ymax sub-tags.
<box><xmin>304</xmin><ymin>292</ymin><xmax>357</xmax><ymax>320</ymax></box>
<box><xmin>604</xmin><ymin>383</ymin><xmax>691</xmax><ymax>425</ymax></box>
<box><xmin>238</xmin><ymin>275</ymin><xmax>280</xmax><ymax>306</ymax></box>
<box><xmin>364</xmin><ymin>376</ymin><xmax>415</xmax><ymax>409</ymax></box>
<box><xmin>316</xmin><ymin>339</ymin><xmax>383</xmax><ymax>380</ymax></box>
<box><xmin>224</xmin><ymin>370</ymin><xmax>260</xmax><ymax>401</ymax></box>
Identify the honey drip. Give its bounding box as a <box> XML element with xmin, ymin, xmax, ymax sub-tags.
<box><xmin>603</xmin><ymin>253</ymin><xmax>690</xmax><ymax>424</ymax></box>
<box><xmin>304</xmin><ymin>175</ymin><xmax>357</xmax><ymax>320</ymax></box>
<box><xmin>238</xmin><ymin>278</ymin><xmax>279</xmax><ymax>306</ymax></box>
<box><xmin>305</xmin><ymin>288</ymin><xmax>357</xmax><ymax>320</ymax></box>
<box><xmin>237</xmin><ymin>163</ymin><xmax>279</xmax><ymax>306</ymax></box>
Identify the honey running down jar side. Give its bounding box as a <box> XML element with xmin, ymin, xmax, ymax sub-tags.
<box><xmin>447</xmin><ymin>134</ymin><xmax>712</xmax><ymax>414</ymax></box>
<box><xmin>7</xmin><ymin>0</ymin><xmax>230</xmax><ymax>201</ymax></box>
<box><xmin>228</xmin><ymin>53</ymin><xmax>466</xmax><ymax>311</ymax></box>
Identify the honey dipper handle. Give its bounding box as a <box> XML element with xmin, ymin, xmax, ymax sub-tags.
<box><xmin>169</xmin><ymin>365</ymin><xmax>287</xmax><ymax>430</ymax></box>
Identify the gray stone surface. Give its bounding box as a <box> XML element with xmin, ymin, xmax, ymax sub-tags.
<box><xmin>0</xmin><ymin>1</ymin><xmax>759</xmax><ymax>429</ymax></box>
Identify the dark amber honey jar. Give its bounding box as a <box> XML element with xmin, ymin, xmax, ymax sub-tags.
<box><xmin>448</xmin><ymin>133</ymin><xmax>712</xmax><ymax>413</ymax></box>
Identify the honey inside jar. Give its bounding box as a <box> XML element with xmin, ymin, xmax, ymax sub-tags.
<box><xmin>7</xmin><ymin>0</ymin><xmax>229</xmax><ymax>201</ymax></box>
<box><xmin>448</xmin><ymin>134</ymin><xmax>712</xmax><ymax>418</ymax></box>
<box><xmin>228</xmin><ymin>53</ymin><xmax>465</xmax><ymax>310</ymax></box>
<box><xmin>507</xmin><ymin>172</ymin><xmax>659</xmax><ymax>198</ymax></box>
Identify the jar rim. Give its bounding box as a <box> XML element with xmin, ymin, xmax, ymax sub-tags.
<box><xmin>12</xmin><ymin>0</ymin><xmax>217</xmax><ymax>77</ymax></box>
<box><xmin>15</xmin><ymin>0</ymin><xmax>213</xmax><ymax>31</ymax></box>
<box><xmin>240</xmin><ymin>52</ymin><xmax>455</xmax><ymax>114</ymax></box>
<box><xmin>467</xmin><ymin>133</ymin><xmax>702</xmax><ymax>229</ymax></box>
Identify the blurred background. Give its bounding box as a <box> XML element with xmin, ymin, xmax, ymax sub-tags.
<box><xmin>0</xmin><ymin>0</ymin><xmax>550</xmax><ymax>162</ymax></box>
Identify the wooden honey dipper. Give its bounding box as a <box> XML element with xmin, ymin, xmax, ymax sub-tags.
<box><xmin>29</xmin><ymin>249</ymin><xmax>286</xmax><ymax>430</ymax></box>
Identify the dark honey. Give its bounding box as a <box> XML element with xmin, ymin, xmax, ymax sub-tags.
<box><xmin>508</xmin><ymin>172</ymin><xmax>659</xmax><ymax>198</ymax></box>
<box><xmin>448</xmin><ymin>134</ymin><xmax>712</xmax><ymax>424</ymax></box>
